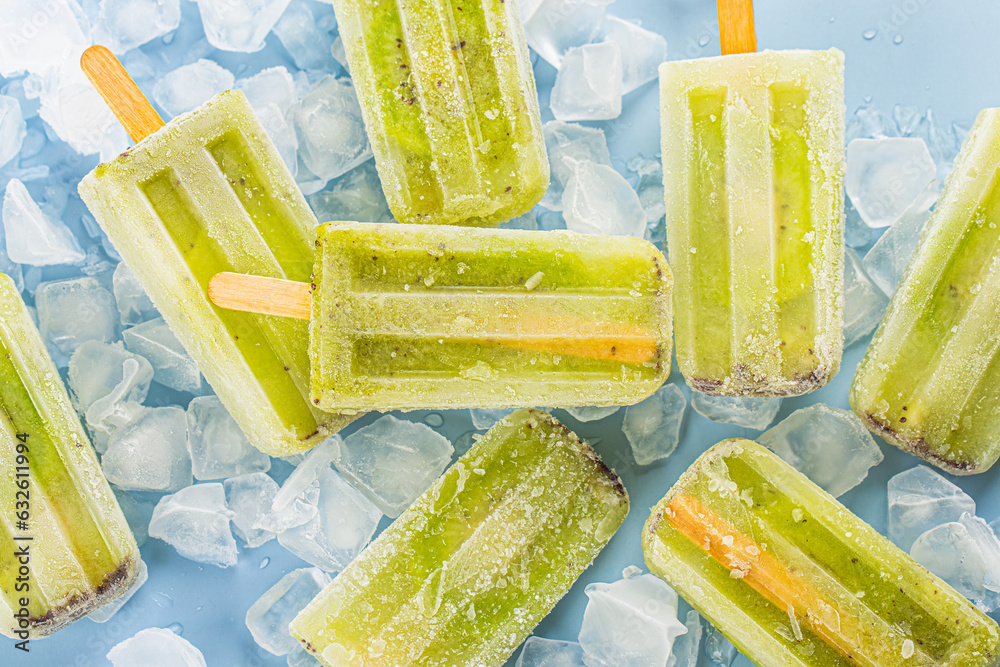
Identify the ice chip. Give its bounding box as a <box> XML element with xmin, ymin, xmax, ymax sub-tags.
<box><xmin>632</xmin><ymin>158</ymin><xmax>666</xmax><ymax>225</ymax></box>
<box><xmin>622</xmin><ymin>383</ymin><xmax>686</xmax><ymax>465</ymax></box>
<box><xmin>863</xmin><ymin>203</ymin><xmax>934</xmax><ymax>297</ymax></box>
<box><xmin>277</xmin><ymin>465</ymin><xmax>382</xmax><ymax>572</ymax></box>
<box><xmin>562</xmin><ymin>159</ymin><xmax>646</xmax><ymax>238</ymax></box>
<box><xmin>843</xmin><ymin>247</ymin><xmax>889</xmax><ymax>347</ymax></box>
<box><xmin>272</xmin><ymin>0</ymin><xmax>338</xmax><ymax>72</ymax></box>
<box><xmin>246</xmin><ymin>567</ymin><xmax>332</xmax><ymax>655</ymax></box>
<box><xmin>308</xmin><ymin>162</ymin><xmax>393</xmax><ymax>224</ymax></box>
<box><xmin>846</xmin><ymin>137</ymin><xmax>938</xmax><ymax>229</ymax></box>
<box><xmin>704</xmin><ymin>625</ymin><xmax>738</xmax><ymax>666</ymax></box>
<box><xmin>523</xmin><ymin>0</ymin><xmax>612</xmax><ymax>68</ymax></box>
<box><xmin>959</xmin><ymin>513</ymin><xmax>1000</xmax><ymax>597</ymax></box>
<box><xmin>597</xmin><ymin>15</ymin><xmax>667</xmax><ymax>94</ymax></box>
<box><xmin>103</xmin><ymin>406</ymin><xmax>193</xmax><ymax>492</ymax></box>
<box><xmin>541</xmin><ymin>121</ymin><xmax>612</xmax><ymax>210</ymax></box>
<box><xmin>257</xmin><ymin>438</ymin><xmax>340</xmax><ymax>535</ymax></box>
<box><xmin>888</xmin><ymin>466</ymin><xmax>976</xmax><ymax>552</ymax></box>
<box><xmin>3</xmin><ymin>178</ymin><xmax>85</xmax><ymax>266</ymax></box>
<box><xmin>290</xmin><ymin>77</ymin><xmax>372</xmax><ymax>185</ymax></box>
<box><xmin>845</xmin><ymin>104</ymin><xmax>896</xmax><ymax>142</ymax></box>
<box><xmin>0</xmin><ymin>0</ymin><xmax>89</xmax><ymax>77</ymax></box>
<box><xmin>107</xmin><ymin>627</ymin><xmax>207</xmax><ymax>667</ymax></box>
<box><xmin>0</xmin><ymin>95</ymin><xmax>26</xmax><ymax>168</ymax></box>
<box><xmin>113</xmin><ymin>261</ymin><xmax>159</xmax><ymax>325</ymax></box>
<box><xmin>236</xmin><ymin>66</ymin><xmax>298</xmax><ymax>112</ymax></box>
<box><xmin>148</xmin><ymin>483</ymin><xmax>238</xmax><ymax>568</ymax></box>
<box><xmin>563</xmin><ymin>406</ymin><xmax>619</xmax><ymax>422</ymax></box>
<box><xmin>93</xmin><ymin>0</ymin><xmax>182</xmax><ymax>54</ymax></box>
<box><xmin>192</xmin><ymin>0</ymin><xmax>292</xmax><ymax>53</ymax></box>
<box><xmin>516</xmin><ymin>637</ymin><xmax>586</xmax><ymax>667</ymax></box>
<box><xmin>666</xmin><ymin>610</ymin><xmax>703</xmax><ymax>667</ymax></box>
<box><xmin>469</xmin><ymin>407</ymin><xmax>516</xmax><ymax>431</ymax></box>
<box><xmin>844</xmin><ymin>200</ymin><xmax>872</xmax><ymax>248</ymax></box>
<box><xmin>68</xmin><ymin>340</ymin><xmax>153</xmax><ymax>441</ymax></box>
<box><xmin>691</xmin><ymin>393</ymin><xmax>782</xmax><ymax>430</ymax></box>
<box><xmin>255</xmin><ymin>102</ymin><xmax>299</xmax><ymax>173</ymax></box>
<box><xmin>89</xmin><ymin>559</ymin><xmax>148</xmax><ymax>623</ymax></box>
<box><xmin>122</xmin><ymin>317</ymin><xmax>205</xmax><ymax>393</ymax></box>
<box><xmin>335</xmin><ymin>414</ymin><xmax>454</xmax><ymax>518</ymax></box>
<box><xmin>758</xmin><ymin>404</ymin><xmax>883</xmax><ymax>498</ymax></box>
<box><xmin>152</xmin><ymin>59</ymin><xmax>235</xmax><ymax>118</ymax></box>
<box><xmin>36</xmin><ymin>276</ymin><xmax>117</xmax><ymax>364</ymax></box>
<box><xmin>578</xmin><ymin>574</ymin><xmax>688</xmax><ymax>667</ymax></box>
<box><xmin>225</xmin><ymin>472</ymin><xmax>279</xmax><ymax>548</ymax></box>
<box><xmin>187</xmin><ymin>396</ymin><xmax>271</xmax><ymax>480</ymax></box>
<box><xmin>550</xmin><ymin>42</ymin><xmax>622</xmax><ymax>122</ymax></box>
<box><xmin>910</xmin><ymin>521</ymin><xmax>989</xmax><ymax>603</ymax></box>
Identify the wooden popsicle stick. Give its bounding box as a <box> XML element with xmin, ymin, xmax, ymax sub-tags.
<box><xmin>80</xmin><ymin>45</ymin><xmax>165</xmax><ymax>143</ymax></box>
<box><xmin>666</xmin><ymin>493</ymin><xmax>864</xmax><ymax>663</ymax></box>
<box><xmin>207</xmin><ymin>271</ymin><xmax>661</xmax><ymax>363</ymax></box>
<box><xmin>716</xmin><ymin>0</ymin><xmax>757</xmax><ymax>55</ymax></box>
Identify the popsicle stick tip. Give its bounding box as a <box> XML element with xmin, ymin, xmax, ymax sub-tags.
<box><xmin>80</xmin><ymin>44</ymin><xmax>165</xmax><ymax>143</ymax></box>
<box><xmin>716</xmin><ymin>0</ymin><xmax>757</xmax><ymax>55</ymax></box>
<box><xmin>207</xmin><ymin>272</ymin><xmax>313</xmax><ymax>321</ymax></box>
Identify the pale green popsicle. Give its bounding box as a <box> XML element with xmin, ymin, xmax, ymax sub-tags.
<box><xmin>331</xmin><ymin>0</ymin><xmax>548</xmax><ymax>226</ymax></box>
<box><xmin>309</xmin><ymin>222</ymin><xmax>672</xmax><ymax>412</ymax></box>
<box><xmin>0</xmin><ymin>274</ymin><xmax>140</xmax><ymax>638</ymax></box>
<box><xmin>78</xmin><ymin>90</ymin><xmax>353</xmax><ymax>456</ymax></box>
<box><xmin>661</xmin><ymin>49</ymin><xmax>845</xmax><ymax>397</ymax></box>
<box><xmin>644</xmin><ymin>439</ymin><xmax>1000</xmax><ymax>666</ymax></box>
<box><xmin>290</xmin><ymin>408</ymin><xmax>629</xmax><ymax>666</ymax></box>
<box><xmin>851</xmin><ymin>107</ymin><xmax>1000</xmax><ymax>474</ymax></box>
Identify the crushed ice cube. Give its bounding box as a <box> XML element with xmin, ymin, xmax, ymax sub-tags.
<box><xmin>236</xmin><ymin>66</ymin><xmax>298</xmax><ymax>112</ymax></box>
<box><xmin>225</xmin><ymin>472</ymin><xmax>279</xmax><ymax>548</ymax></box>
<box><xmin>622</xmin><ymin>383</ymin><xmax>686</xmax><ymax>465</ymax></box>
<box><xmin>122</xmin><ymin>317</ymin><xmax>205</xmax><ymax>393</ymax></box>
<box><xmin>272</xmin><ymin>0</ymin><xmax>338</xmax><ymax>72</ymax></box>
<box><xmin>152</xmin><ymin>59</ymin><xmax>235</xmax><ymax>117</ymax></box>
<box><xmin>113</xmin><ymin>262</ymin><xmax>159</xmax><ymax>325</ymax></box>
<box><xmin>550</xmin><ymin>42</ymin><xmax>622</xmax><ymax>122</ymax></box>
<box><xmin>691</xmin><ymin>393</ymin><xmax>781</xmax><ymax>430</ymax></box>
<box><xmin>562</xmin><ymin>159</ymin><xmax>646</xmax><ymax>238</ymax></box>
<box><xmin>844</xmin><ymin>200</ymin><xmax>871</xmax><ymax>248</ymax></box>
<box><xmin>470</xmin><ymin>407</ymin><xmax>516</xmax><ymax>431</ymax></box>
<box><xmin>845</xmin><ymin>105</ymin><xmax>896</xmax><ymax>142</ymax></box>
<box><xmin>0</xmin><ymin>95</ymin><xmax>26</xmax><ymax>168</ymax></box>
<box><xmin>36</xmin><ymin>276</ymin><xmax>117</xmax><ymax>363</ymax></box>
<box><xmin>579</xmin><ymin>574</ymin><xmax>687</xmax><ymax>667</ymax></box>
<box><xmin>191</xmin><ymin>0</ymin><xmax>291</xmax><ymax>53</ymax></box>
<box><xmin>863</xmin><ymin>203</ymin><xmax>933</xmax><ymax>297</ymax></box>
<box><xmin>89</xmin><ymin>559</ymin><xmax>148</xmax><ymax>623</ymax></box>
<box><xmin>846</xmin><ymin>138</ymin><xmax>937</xmax><ymax>229</ymax></box>
<box><xmin>254</xmin><ymin>102</ymin><xmax>299</xmax><ymax>173</ymax></box>
<box><xmin>148</xmin><ymin>483</ymin><xmax>238</xmax><ymax>568</ymax></box>
<box><xmin>0</xmin><ymin>216</ymin><xmax>22</xmax><ymax>292</ymax></box>
<box><xmin>93</xmin><ymin>0</ymin><xmax>182</xmax><ymax>54</ymax></box>
<box><xmin>308</xmin><ymin>162</ymin><xmax>392</xmax><ymax>224</ymax></box>
<box><xmin>0</xmin><ymin>0</ymin><xmax>89</xmax><ymax>77</ymax></box>
<box><xmin>103</xmin><ymin>406</ymin><xmax>193</xmax><ymax>492</ymax></box>
<box><xmin>704</xmin><ymin>625</ymin><xmax>738</xmax><ymax>666</ymax></box>
<box><xmin>597</xmin><ymin>15</ymin><xmax>667</xmax><ymax>94</ymax></box>
<box><xmin>290</xmin><ymin>77</ymin><xmax>372</xmax><ymax>186</ymax></box>
<box><xmin>287</xmin><ymin>645</ymin><xmax>323</xmax><ymax>666</ymax></box>
<box><xmin>3</xmin><ymin>178</ymin><xmax>85</xmax><ymax>265</ymax></box>
<box><xmin>517</xmin><ymin>637</ymin><xmax>586</xmax><ymax>667</ymax></box>
<box><xmin>759</xmin><ymin>404</ymin><xmax>883</xmax><ymax>497</ymax></box>
<box><xmin>910</xmin><ymin>518</ymin><xmax>989</xmax><ymax>604</ymax></box>
<box><xmin>541</xmin><ymin>121</ymin><xmax>612</xmax><ymax>211</ymax></box>
<box><xmin>666</xmin><ymin>610</ymin><xmax>702</xmax><ymax>667</ymax></box>
<box><xmin>631</xmin><ymin>158</ymin><xmax>665</xmax><ymax>225</ymax></box>
<box><xmin>187</xmin><ymin>396</ymin><xmax>270</xmax><ymax>480</ymax></box>
<box><xmin>888</xmin><ymin>466</ymin><xmax>976</xmax><ymax>552</ymax></box>
<box><xmin>246</xmin><ymin>567</ymin><xmax>332</xmax><ymax>655</ymax></box>
<box><xmin>334</xmin><ymin>415</ymin><xmax>453</xmax><ymax>518</ymax></box>
<box><xmin>843</xmin><ymin>248</ymin><xmax>889</xmax><ymax>348</ymax></box>
<box><xmin>563</xmin><ymin>406</ymin><xmax>619</xmax><ymax>422</ymax></box>
<box><xmin>257</xmin><ymin>439</ymin><xmax>339</xmax><ymax>535</ymax></box>
<box><xmin>107</xmin><ymin>627</ymin><xmax>207</xmax><ymax>667</ymax></box>
<box><xmin>68</xmin><ymin>340</ymin><xmax>153</xmax><ymax>443</ymax></box>
<box><xmin>523</xmin><ymin>0</ymin><xmax>612</xmax><ymax>68</ymax></box>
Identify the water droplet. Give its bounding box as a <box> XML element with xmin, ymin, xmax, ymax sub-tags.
<box><xmin>167</xmin><ymin>622</ymin><xmax>184</xmax><ymax>635</ymax></box>
<box><xmin>863</xmin><ymin>95</ymin><xmax>873</xmax><ymax>104</ymax></box>
<box><xmin>424</xmin><ymin>412</ymin><xmax>444</xmax><ymax>428</ymax></box>
<box><xmin>259</xmin><ymin>557</ymin><xmax>270</xmax><ymax>569</ymax></box>
<box><xmin>698</xmin><ymin>34</ymin><xmax>711</xmax><ymax>47</ymax></box>
<box><xmin>829</xmin><ymin>16</ymin><xmax>836</xmax><ymax>23</ymax></box>
<box><xmin>862</xmin><ymin>29</ymin><xmax>877</xmax><ymax>40</ymax></box>
<box><xmin>892</xmin><ymin>34</ymin><xmax>904</xmax><ymax>45</ymax></box>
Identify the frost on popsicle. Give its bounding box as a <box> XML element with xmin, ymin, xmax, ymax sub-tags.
<box><xmin>290</xmin><ymin>409</ymin><xmax>629</xmax><ymax>666</ymax></box>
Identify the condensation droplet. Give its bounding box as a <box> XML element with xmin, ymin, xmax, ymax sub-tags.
<box><xmin>862</xmin><ymin>29</ymin><xmax>877</xmax><ymax>40</ymax></box>
<box><xmin>893</xmin><ymin>34</ymin><xmax>904</xmax><ymax>45</ymax></box>
<box><xmin>698</xmin><ymin>34</ymin><xmax>711</xmax><ymax>46</ymax></box>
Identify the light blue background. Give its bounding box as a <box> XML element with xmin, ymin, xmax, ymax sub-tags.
<box><xmin>4</xmin><ymin>0</ymin><xmax>1000</xmax><ymax>665</ymax></box>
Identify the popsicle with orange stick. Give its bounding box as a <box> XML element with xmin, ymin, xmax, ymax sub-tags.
<box><xmin>207</xmin><ymin>221</ymin><xmax>672</xmax><ymax>413</ymax></box>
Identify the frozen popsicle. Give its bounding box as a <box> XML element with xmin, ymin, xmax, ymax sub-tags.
<box><xmin>289</xmin><ymin>408</ymin><xmax>629</xmax><ymax>666</ymax></box>
<box><xmin>643</xmin><ymin>438</ymin><xmax>1000</xmax><ymax>666</ymax></box>
<box><xmin>208</xmin><ymin>222</ymin><xmax>673</xmax><ymax>412</ymax></box>
<box><xmin>77</xmin><ymin>46</ymin><xmax>352</xmax><ymax>456</ymax></box>
<box><xmin>0</xmin><ymin>273</ymin><xmax>140</xmax><ymax>638</ymax></box>
<box><xmin>330</xmin><ymin>0</ymin><xmax>549</xmax><ymax>226</ymax></box>
<box><xmin>850</xmin><ymin>108</ymin><xmax>1000</xmax><ymax>474</ymax></box>
<box><xmin>660</xmin><ymin>5</ymin><xmax>845</xmax><ymax>397</ymax></box>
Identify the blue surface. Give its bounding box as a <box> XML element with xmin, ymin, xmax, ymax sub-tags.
<box><xmin>3</xmin><ymin>1</ymin><xmax>1000</xmax><ymax>666</ymax></box>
